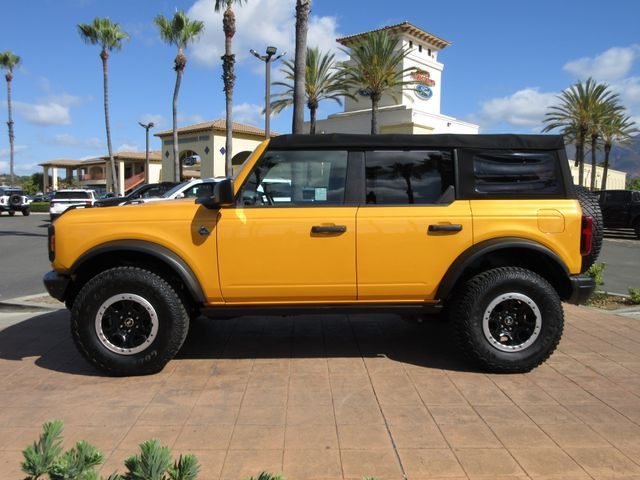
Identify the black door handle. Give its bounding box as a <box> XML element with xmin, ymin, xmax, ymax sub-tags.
<box><xmin>428</xmin><ymin>224</ymin><xmax>463</xmax><ymax>232</ymax></box>
<box><xmin>311</xmin><ymin>225</ymin><xmax>347</xmax><ymax>234</ymax></box>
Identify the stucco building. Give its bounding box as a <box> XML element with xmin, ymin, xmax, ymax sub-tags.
<box><xmin>311</xmin><ymin>22</ymin><xmax>479</xmax><ymax>135</ymax></box>
<box><xmin>154</xmin><ymin>119</ymin><xmax>276</xmax><ymax>181</ymax></box>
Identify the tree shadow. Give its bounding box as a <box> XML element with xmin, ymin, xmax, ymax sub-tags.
<box><xmin>0</xmin><ymin>309</ymin><xmax>479</xmax><ymax>377</ymax></box>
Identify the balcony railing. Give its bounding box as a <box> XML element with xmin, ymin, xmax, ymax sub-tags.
<box><xmin>80</xmin><ymin>173</ymin><xmax>106</xmax><ymax>181</ymax></box>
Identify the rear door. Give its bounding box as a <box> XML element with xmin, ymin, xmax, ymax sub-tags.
<box><xmin>356</xmin><ymin>150</ymin><xmax>473</xmax><ymax>301</ymax></box>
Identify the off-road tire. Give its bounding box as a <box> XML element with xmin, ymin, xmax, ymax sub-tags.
<box><xmin>634</xmin><ymin>219</ymin><xmax>640</xmax><ymax>240</ymax></box>
<box><xmin>449</xmin><ymin>267</ymin><xmax>563</xmax><ymax>373</ymax></box>
<box><xmin>575</xmin><ymin>186</ymin><xmax>603</xmax><ymax>270</ymax></box>
<box><xmin>71</xmin><ymin>266</ymin><xmax>189</xmax><ymax>376</ymax></box>
<box><xmin>8</xmin><ymin>210</ymin><xmax>15</xmax><ymax>216</ymax></box>
<box><xmin>21</xmin><ymin>207</ymin><xmax>30</xmax><ymax>216</ymax></box>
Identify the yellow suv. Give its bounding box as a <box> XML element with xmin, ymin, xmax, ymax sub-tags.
<box><xmin>44</xmin><ymin>134</ymin><xmax>600</xmax><ymax>375</ymax></box>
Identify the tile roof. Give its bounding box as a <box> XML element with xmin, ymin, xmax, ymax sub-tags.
<box><xmin>337</xmin><ymin>22</ymin><xmax>450</xmax><ymax>50</ymax></box>
<box><xmin>39</xmin><ymin>151</ymin><xmax>162</xmax><ymax>167</ymax></box>
<box><xmin>154</xmin><ymin>118</ymin><xmax>278</xmax><ymax>138</ymax></box>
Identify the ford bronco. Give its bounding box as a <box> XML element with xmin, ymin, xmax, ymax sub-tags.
<box><xmin>43</xmin><ymin>134</ymin><xmax>600</xmax><ymax>375</ymax></box>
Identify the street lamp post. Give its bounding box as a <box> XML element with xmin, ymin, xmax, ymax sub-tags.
<box><xmin>250</xmin><ymin>46</ymin><xmax>285</xmax><ymax>139</ymax></box>
<box><xmin>138</xmin><ymin>122</ymin><xmax>154</xmax><ymax>184</ymax></box>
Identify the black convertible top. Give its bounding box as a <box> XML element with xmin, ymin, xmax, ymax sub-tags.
<box><xmin>268</xmin><ymin>133</ymin><xmax>565</xmax><ymax>151</ymax></box>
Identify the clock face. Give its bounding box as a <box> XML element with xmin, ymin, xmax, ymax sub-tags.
<box><xmin>415</xmin><ymin>84</ymin><xmax>433</xmax><ymax>100</ymax></box>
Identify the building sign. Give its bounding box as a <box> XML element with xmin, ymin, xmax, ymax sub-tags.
<box><xmin>412</xmin><ymin>68</ymin><xmax>435</xmax><ymax>101</ymax></box>
<box><xmin>411</xmin><ymin>69</ymin><xmax>436</xmax><ymax>86</ymax></box>
<box><xmin>415</xmin><ymin>84</ymin><xmax>433</xmax><ymax>100</ymax></box>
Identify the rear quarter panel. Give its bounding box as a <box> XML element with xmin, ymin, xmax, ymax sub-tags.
<box><xmin>470</xmin><ymin>199</ymin><xmax>583</xmax><ymax>274</ymax></box>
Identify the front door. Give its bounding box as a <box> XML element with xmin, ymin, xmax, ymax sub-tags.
<box><xmin>356</xmin><ymin>149</ymin><xmax>473</xmax><ymax>301</ymax></box>
<box><xmin>217</xmin><ymin>149</ymin><xmax>357</xmax><ymax>303</ymax></box>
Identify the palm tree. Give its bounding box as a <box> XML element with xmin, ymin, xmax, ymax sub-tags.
<box><xmin>270</xmin><ymin>48</ymin><xmax>350</xmax><ymax>134</ymax></box>
<box><xmin>339</xmin><ymin>31</ymin><xmax>415</xmax><ymax>134</ymax></box>
<box><xmin>215</xmin><ymin>0</ymin><xmax>246</xmax><ymax>177</ymax></box>
<box><xmin>78</xmin><ymin>18</ymin><xmax>129</xmax><ymax>195</ymax></box>
<box><xmin>600</xmin><ymin>113</ymin><xmax>637</xmax><ymax>191</ymax></box>
<box><xmin>543</xmin><ymin>78</ymin><xmax>618</xmax><ymax>188</ymax></box>
<box><xmin>155</xmin><ymin>11</ymin><xmax>204</xmax><ymax>183</ymax></box>
<box><xmin>588</xmin><ymin>100</ymin><xmax>623</xmax><ymax>190</ymax></box>
<box><xmin>292</xmin><ymin>0</ymin><xmax>311</xmax><ymax>134</ymax></box>
<box><xmin>0</xmin><ymin>51</ymin><xmax>20</xmax><ymax>186</ymax></box>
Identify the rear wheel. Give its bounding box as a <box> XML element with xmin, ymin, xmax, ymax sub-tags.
<box><xmin>71</xmin><ymin>266</ymin><xmax>190</xmax><ymax>375</ymax></box>
<box><xmin>8</xmin><ymin>210</ymin><xmax>15</xmax><ymax>216</ymax></box>
<box><xmin>634</xmin><ymin>219</ymin><xmax>640</xmax><ymax>240</ymax></box>
<box><xmin>449</xmin><ymin>267</ymin><xmax>563</xmax><ymax>373</ymax></box>
<box><xmin>21</xmin><ymin>207</ymin><xmax>30</xmax><ymax>216</ymax></box>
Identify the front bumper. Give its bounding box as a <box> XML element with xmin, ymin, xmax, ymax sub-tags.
<box><xmin>43</xmin><ymin>271</ymin><xmax>70</xmax><ymax>302</ymax></box>
<box><xmin>567</xmin><ymin>274</ymin><xmax>596</xmax><ymax>305</ymax></box>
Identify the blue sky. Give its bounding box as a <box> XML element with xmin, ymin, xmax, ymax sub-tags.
<box><xmin>1</xmin><ymin>0</ymin><xmax>639</xmax><ymax>175</ymax></box>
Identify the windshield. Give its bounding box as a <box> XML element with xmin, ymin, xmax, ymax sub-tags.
<box><xmin>53</xmin><ymin>191</ymin><xmax>91</xmax><ymax>200</ymax></box>
<box><xmin>1</xmin><ymin>188</ymin><xmax>23</xmax><ymax>196</ymax></box>
<box><xmin>163</xmin><ymin>182</ymin><xmax>190</xmax><ymax>198</ymax></box>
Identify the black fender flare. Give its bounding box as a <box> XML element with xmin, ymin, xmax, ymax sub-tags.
<box><xmin>436</xmin><ymin>237</ymin><xmax>570</xmax><ymax>300</ymax></box>
<box><xmin>69</xmin><ymin>240</ymin><xmax>206</xmax><ymax>303</ymax></box>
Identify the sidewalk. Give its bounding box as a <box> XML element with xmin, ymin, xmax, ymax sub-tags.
<box><xmin>0</xmin><ymin>303</ymin><xmax>639</xmax><ymax>479</ymax></box>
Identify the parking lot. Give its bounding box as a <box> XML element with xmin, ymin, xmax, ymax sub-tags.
<box><xmin>1</xmin><ymin>214</ymin><xmax>639</xmax><ymax>479</ymax></box>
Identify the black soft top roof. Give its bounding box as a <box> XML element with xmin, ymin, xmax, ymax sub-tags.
<box><xmin>268</xmin><ymin>133</ymin><xmax>565</xmax><ymax>151</ymax></box>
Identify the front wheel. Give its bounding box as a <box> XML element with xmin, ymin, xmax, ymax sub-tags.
<box><xmin>71</xmin><ymin>266</ymin><xmax>190</xmax><ymax>375</ymax></box>
<box><xmin>449</xmin><ymin>267</ymin><xmax>563</xmax><ymax>373</ymax></box>
<box><xmin>22</xmin><ymin>207</ymin><xmax>30</xmax><ymax>216</ymax></box>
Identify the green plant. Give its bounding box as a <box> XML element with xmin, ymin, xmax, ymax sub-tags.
<box><xmin>586</xmin><ymin>262</ymin><xmax>606</xmax><ymax>286</ymax></box>
<box><xmin>21</xmin><ymin>420</ymin><xmax>103</xmax><ymax>480</ymax></box>
<box><xmin>244</xmin><ymin>474</ymin><xmax>284</xmax><ymax>480</ymax></box>
<box><xmin>30</xmin><ymin>201</ymin><xmax>50</xmax><ymax>212</ymax></box>
<box><xmin>629</xmin><ymin>287</ymin><xmax>640</xmax><ymax>304</ymax></box>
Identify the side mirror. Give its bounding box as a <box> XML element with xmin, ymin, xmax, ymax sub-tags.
<box><xmin>196</xmin><ymin>178</ymin><xmax>234</xmax><ymax>209</ymax></box>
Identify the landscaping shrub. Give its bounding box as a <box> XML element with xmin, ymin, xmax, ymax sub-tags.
<box><xmin>586</xmin><ymin>262</ymin><xmax>606</xmax><ymax>286</ymax></box>
<box><xmin>30</xmin><ymin>201</ymin><xmax>50</xmax><ymax>212</ymax></box>
<box><xmin>629</xmin><ymin>287</ymin><xmax>640</xmax><ymax>304</ymax></box>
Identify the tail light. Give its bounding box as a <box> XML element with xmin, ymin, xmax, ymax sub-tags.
<box><xmin>48</xmin><ymin>224</ymin><xmax>55</xmax><ymax>261</ymax></box>
<box><xmin>580</xmin><ymin>216</ymin><xmax>593</xmax><ymax>256</ymax></box>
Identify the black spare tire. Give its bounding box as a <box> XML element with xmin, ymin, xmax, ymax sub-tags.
<box><xmin>575</xmin><ymin>186</ymin><xmax>603</xmax><ymax>271</ymax></box>
<box><xmin>9</xmin><ymin>194</ymin><xmax>22</xmax><ymax>207</ymax></box>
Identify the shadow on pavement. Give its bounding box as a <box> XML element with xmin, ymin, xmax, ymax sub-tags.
<box><xmin>0</xmin><ymin>310</ymin><xmax>478</xmax><ymax>376</ymax></box>
<box><xmin>603</xmin><ymin>228</ymin><xmax>638</xmax><ymax>241</ymax></box>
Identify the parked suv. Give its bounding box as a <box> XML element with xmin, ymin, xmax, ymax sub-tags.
<box><xmin>127</xmin><ymin>178</ymin><xmax>221</xmax><ymax>205</ymax></box>
<box><xmin>94</xmin><ymin>182</ymin><xmax>179</xmax><ymax>207</ymax></box>
<box><xmin>44</xmin><ymin>134</ymin><xmax>601</xmax><ymax>375</ymax></box>
<box><xmin>0</xmin><ymin>186</ymin><xmax>30</xmax><ymax>216</ymax></box>
<box><xmin>598</xmin><ymin>189</ymin><xmax>640</xmax><ymax>239</ymax></box>
<box><xmin>49</xmin><ymin>189</ymin><xmax>97</xmax><ymax>221</ymax></box>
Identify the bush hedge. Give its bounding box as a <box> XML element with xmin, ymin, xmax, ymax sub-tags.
<box><xmin>29</xmin><ymin>201</ymin><xmax>50</xmax><ymax>213</ymax></box>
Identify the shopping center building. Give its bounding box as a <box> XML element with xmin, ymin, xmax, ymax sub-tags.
<box><xmin>310</xmin><ymin>22</ymin><xmax>479</xmax><ymax>135</ymax></box>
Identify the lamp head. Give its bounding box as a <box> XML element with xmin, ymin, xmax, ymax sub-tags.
<box><xmin>266</xmin><ymin>46</ymin><xmax>277</xmax><ymax>56</ymax></box>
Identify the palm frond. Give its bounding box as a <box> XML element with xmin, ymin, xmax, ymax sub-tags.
<box><xmin>214</xmin><ymin>0</ymin><xmax>246</xmax><ymax>12</ymax></box>
<box><xmin>155</xmin><ymin>11</ymin><xmax>204</xmax><ymax>50</ymax></box>
<box><xmin>77</xmin><ymin>18</ymin><xmax>129</xmax><ymax>51</ymax></box>
<box><xmin>0</xmin><ymin>50</ymin><xmax>21</xmax><ymax>71</ymax></box>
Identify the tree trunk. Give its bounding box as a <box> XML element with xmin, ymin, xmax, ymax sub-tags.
<box><xmin>590</xmin><ymin>133</ymin><xmax>598</xmax><ymax>191</ymax></box>
<box><xmin>5</xmin><ymin>73</ymin><xmax>15</xmax><ymax>186</ymax></box>
<box><xmin>371</xmin><ymin>96</ymin><xmax>379</xmax><ymax>134</ymax></box>
<box><xmin>309</xmin><ymin>105</ymin><xmax>316</xmax><ymax>134</ymax></box>
<box><xmin>101</xmin><ymin>50</ymin><xmax>119</xmax><ymax>195</ymax></box>
<box><xmin>222</xmin><ymin>5</ymin><xmax>236</xmax><ymax>177</ymax></box>
<box><xmin>292</xmin><ymin>0</ymin><xmax>310</xmax><ymax>134</ymax></box>
<box><xmin>576</xmin><ymin>128</ymin><xmax>587</xmax><ymax>187</ymax></box>
<box><xmin>600</xmin><ymin>143</ymin><xmax>612</xmax><ymax>191</ymax></box>
<box><xmin>172</xmin><ymin>52</ymin><xmax>184</xmax><ymax>183</ymax></box>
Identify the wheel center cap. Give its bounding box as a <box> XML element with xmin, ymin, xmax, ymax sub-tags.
<box><xmin>124</xmin><ymin>318</ymin><xmax>135</xmax><ymax>328</ymax></box>
<box><xmin>504</xmin><ymin>316</ymin><xmax>514</xmax><ymax>326</ymax></box>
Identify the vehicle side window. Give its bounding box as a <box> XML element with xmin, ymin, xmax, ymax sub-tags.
<box><xmin>364</xmin><ymin>150</ymin><xmax>453</xmax><ymax>205</ymax></box>
<box><xmin>184</xmin><ymin>184</ymin><xmax>214</xmax><ymax>198</ymax></box>
<box><xmin>140</xmin><ymin>187</ymin><xmax>162</xmax><ymax>198</ymax></box>
<box><xmin>606</xmin><ymin>191</ymin><xmax>626</xmax><ymax>203</ymax></box>
<box><xmin>240</xmin><ymin>150</ymin><xmax>348</xmax><ymax>206</ymax></box>
<box><xmin>472</xmin><ymin>151</ymin><xmax>560</xmax><ymax>195</ymax></box>
<box><xmin>633</xmin><ymin>191</ymin><xmax>640</xmax><ymax>202</ymax></box>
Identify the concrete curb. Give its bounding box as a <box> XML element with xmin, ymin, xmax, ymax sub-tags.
<box><xmin>0</xmin><ymin>292</ymin><xmax>63</xmax><ymax>312</ymax></box>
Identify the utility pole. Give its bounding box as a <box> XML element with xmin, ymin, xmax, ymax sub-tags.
<box><xmin>138</xmin><ymin>122</ymin><xmax>154</xmax><ymax>184</ymax></box>
<box><xmin>250</xmin><ymin>46</ymin><xmax>285</xmax><ymax>138</ymax></box>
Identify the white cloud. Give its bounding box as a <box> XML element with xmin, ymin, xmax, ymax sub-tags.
<box><xmin>177</xmin><ymin>113</ymin><xmax>205</xmax><ymax>125</ymax></box>
<box><xmin>117</xmin><ymin>143</ymin><xmax>139</xmax><ymax>152</ymax></box>
<box><xmin>564</xmin><ymin>45</ymin><xmax>640</xmax><ymax>82</ymax></box>
<box><xmin>0</xmin><ymin>145</ymin><xmax>28</xmax><ymax>158</ymax></box>
<box><xmin>231</xmin><ymin>102</ymin><xmax>264</xmax><ymax>126</ymax></box>
<box><xmin>8</xmin><ymin>93</ymin><xmax>84</xmax><ymax>127</ymax></box>
<box><xmin>139</xmin><ymin>113</ymin><xmax>166</xmax><ymax>129</ymax></box>
<box><xmin>474</xmin><ymin>88</ymin><xmax>557</xmax><ymax>130</ymax></box>
<box><xmin>49</xmin><ymin>133</ymin><xmax>105</xmax><ymax>149</ymax></box>
<box><xmin>187</xmin><ymin>0</ymin><xmax>343</xmax><ymax>68</ymax></box>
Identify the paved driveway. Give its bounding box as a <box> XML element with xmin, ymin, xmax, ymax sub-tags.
<box><xmin>0</xmin><ymin>306</ymin><xmax>639</xmax><ymax>479</ymax></box>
